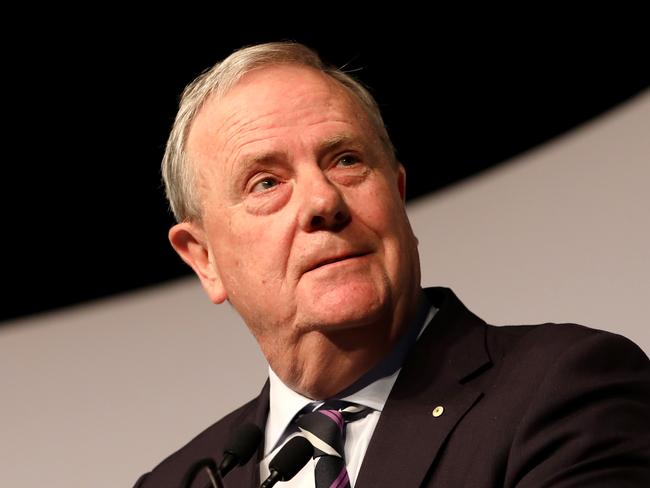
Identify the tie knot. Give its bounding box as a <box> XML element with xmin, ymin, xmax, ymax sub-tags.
<box><xmin>293</xmin><ymin>401</ymin><xmax>370</xmax><ymax>488</ymax></box>
<box><xmin>295</xmin><ymin>401</ymin><xmax>370</xmax><ymax>459</ymax></box>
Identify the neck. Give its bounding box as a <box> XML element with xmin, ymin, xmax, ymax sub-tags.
<box><xmin>272</xmin><ymin>287</ymin><xmax>427</xmax><ymax>399</ymax></box>
<box><xmin>336</xmin><ymin>290</ymin><xmax>431</xmax><ymax>397</ymax></box>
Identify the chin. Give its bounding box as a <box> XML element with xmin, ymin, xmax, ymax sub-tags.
<box><xmin>299</xmin><ymin>283</ymin><xmax>388</xmax><ymax>331</ymax></box>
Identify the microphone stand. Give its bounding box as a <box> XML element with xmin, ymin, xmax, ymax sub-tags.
<box><xmin>204</xmin><ymin>466</ymin><xmax>225</xmax><ymax>488</ymax></box>
<box><xmin>181</xmin><ymin>423</ymin><xmax>263</xmax><ymax>488</ymax></box>
<box><xmin>182</xmin><ymin>458</ymin><xmax>225</xmax><ymax>488</ymax></box>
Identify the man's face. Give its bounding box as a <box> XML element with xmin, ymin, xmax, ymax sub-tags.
<box><xmin>173</xmin><ymin>65</ymin><xmax>420</xmax><ymax>397</ymax></box>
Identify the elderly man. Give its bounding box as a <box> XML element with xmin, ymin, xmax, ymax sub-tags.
<box><xmin>135</xmin><ymin>43</ymin><xmax>650</xmax><ymax>487</ymax></box>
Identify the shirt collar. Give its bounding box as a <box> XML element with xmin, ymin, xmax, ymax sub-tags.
<box><xmin>265</xmin><ymin>367</ymin><xmax>314</xmax><ymax>455</ymax></box>
<box><xmin>265</xmin><ymin>289</ymin><xmax>437</xmax><ymax>455</ymax></box>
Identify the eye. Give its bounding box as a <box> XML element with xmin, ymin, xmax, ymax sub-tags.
<box><xmin>251</xmin><ymin>177</ymin><xmax>279</xmax><ymax>193</ymax></box>
<box><xmin>336</xmin><ymin>154</ymin><xmax>360</xmax><ymax>167</ymax></box>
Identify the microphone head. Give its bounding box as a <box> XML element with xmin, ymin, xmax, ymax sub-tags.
<box><xmin>269</xmin><ymin>436</ymin><xmax>313</xmax><ymax>481</ymax></box>
<box><xmin>223</xmin><ymin>422</ymin><xmax>263</xmax><ymax>466</ymax></box>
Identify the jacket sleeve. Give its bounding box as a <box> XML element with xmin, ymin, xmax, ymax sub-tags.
<box><xmin>505</xmin><ymin>330</ymin><xmax>650</xmax><ymax>487</ymax></box>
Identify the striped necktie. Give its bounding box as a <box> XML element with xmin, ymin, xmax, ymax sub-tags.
<box><xmin>296</xmin><ymin>401</ymin><xmax>370</xmax><ymax>488</ymax></box>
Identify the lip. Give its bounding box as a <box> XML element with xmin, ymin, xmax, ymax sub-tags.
<box><xmin>305</xmin><ymin>252</ymin><xmax>370</xmax><ymax>273</ymax></box>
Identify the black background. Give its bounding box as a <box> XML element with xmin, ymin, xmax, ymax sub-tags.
<box><xmin>3</xmin><ymin>16</ymin><xmax>648</xmax><ymax>323</ymax></box>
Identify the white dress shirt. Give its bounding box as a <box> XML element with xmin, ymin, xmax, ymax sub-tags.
<box><xmin>259</xmin><ymin>294</ymin><xmax>437</xmax><ymax>486</ymax></box>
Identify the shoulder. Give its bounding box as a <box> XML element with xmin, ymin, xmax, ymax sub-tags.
<box><xmin>134</xmin><ymin>386</ymin><xmax>268</xmax><ymax>488</ymax></box>
<box><xmin>426</xmin><ymin>286</ymin><xmax>649</xmax><ymax>387</ymax></box>
<box><xmin>482</xmin><ymin>323</ymin><xmax>650</xmax><ymax>485</ymax></box>
<box><xmin>440</xmin><ymin>311</ymin><xmax>650</xmax><ymax>485</ymax></box>
<box><xmin>486</xmin><ymin>321</ymin><xmax>649</xmax><ymax>376</ymax></box>
<box><xmin>482</xmin><ymin>321</ymin><xmax>650</xmax><ymax>407</ymax></box>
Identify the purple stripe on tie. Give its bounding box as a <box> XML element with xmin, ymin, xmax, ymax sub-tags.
<box><xmin>319</xmin><ymin>409</ymin><xmax>344</xmax><ymax>432</ymax></box>
<box><xmin>329</xmin><ymin>466</ymin><xmax>349</xmax><ymax>488</ymax></box>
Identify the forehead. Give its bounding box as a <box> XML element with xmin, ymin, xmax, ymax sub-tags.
<box><xmin>186</xmin><ymin>64</ymin><xmax>373</xmax><ymax>163</ymax></box>
<box><xmin>215</xmin><ymin>64</ymin><xmax>357</xmax><ymax>121</ymax></box>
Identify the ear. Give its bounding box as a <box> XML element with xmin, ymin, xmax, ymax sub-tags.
<box><xmin>396</xmin><ymin>162</ymin><xmax>407</xmax><ymax>202</ymax></box>
<box><xmin>168</xmin><ymin>222</ymin><xmax>228</xmax><ymax>304</ymax></box>
<box><xmin>395</xmin><ymin>162</ymin><xmax>419</xmax><ymax>245</ymax></box>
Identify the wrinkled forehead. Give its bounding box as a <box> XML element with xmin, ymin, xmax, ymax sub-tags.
<box><xmin>224</xmin><ymin>64</ymin><xmax>348</xmax><ymax>107</ymax></box>
<box><xmin>221</xmin><ymin>63</ymin><xmax>359</xmax><ymax>108</ymax></box>
<box><xmin>186</xmin><ymin>64</ymin><xmax>378</xmax><ymax>167</ymax></box>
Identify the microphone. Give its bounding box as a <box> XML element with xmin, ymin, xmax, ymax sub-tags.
<box><xmin>182</xmin><ymin>423</ymin><xmax>262</xmax><ymax>488</ymax></box>
<box><xmin>219</xmin><ymin>422</ymin><xmax>264</xmax><ymax>477</ymax></box>
<box><xmin>260</xmin><ymin>436</ymin><xmax>313</xmax><ymax>488</ymax></box>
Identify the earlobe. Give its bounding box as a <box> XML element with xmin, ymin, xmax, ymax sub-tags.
<box><xmin>168</xmin><ymin>222</ymin><xmax>228</xmax><ymax>304</ymax></box>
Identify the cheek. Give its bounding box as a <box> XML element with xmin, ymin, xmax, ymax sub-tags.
<box><xmin>244</xmin><ymin>184</ymin><xmax>292</xmax><ymax>215</ymax></box>
<box><xmin>349</xmin><ymin>180</ymin><xmax>405</xmax><ymax>235</ymax></box>
<box><xmin>211</xmin><ymin>211</ymin><xmax>295</xmax><ymax>283</ymax></box>
<box><xmin>348</xmin><ymin>180</ymin><xmax>414</xmax><ymax>275</ymax></box>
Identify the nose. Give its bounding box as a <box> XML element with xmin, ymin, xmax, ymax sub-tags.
<box><xmin>298</xmin><ymin>172</ymin><xmax>350</xmax><ymax>232</ymax></box>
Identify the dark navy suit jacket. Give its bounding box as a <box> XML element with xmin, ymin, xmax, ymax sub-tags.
<box><xmin>134</xmin><ymin>287</ymin><xmax>650</xmax><ymax>487</ymax></box>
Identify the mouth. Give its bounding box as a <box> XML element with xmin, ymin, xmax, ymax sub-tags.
<box><xmin>307</xmin><ymin>252</ymin><xmax>370</xmax><ymax>273</ymax></box>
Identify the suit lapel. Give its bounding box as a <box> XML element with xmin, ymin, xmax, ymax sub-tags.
<box><xmin>221</xmin><ymin>380</ymin><xmax>270</xmax><ymax>488</ymax></box>
<box><xmin>355</xmin><ymin>288</ymin><xmax>492</xmax><ymax>488</ymax></box>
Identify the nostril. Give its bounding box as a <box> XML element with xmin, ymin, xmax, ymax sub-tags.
<box><xmin>334</xmin><ymin>211</ymin><xmax>346</xmax><ymax>222</ymax></box>
<box><xmin>311</xmin><ymin>215</ymin><xmax>325</xmax><ymax>227</ymax></box>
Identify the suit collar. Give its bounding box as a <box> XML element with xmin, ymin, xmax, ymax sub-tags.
<box><xmin>355</xmin><ymin>287</ymin><xmax>492</xmax><ymax>488</ymax></box>
<box><xmin>223</xmin><ymin>380</ymin><xmax>269</xmax><ymax>488</ymax></box>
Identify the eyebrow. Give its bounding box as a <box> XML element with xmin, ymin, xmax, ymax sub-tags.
<box><xmin>237</xmin><ymin>133</ymin><xmax>364</xmax><ymax>170</ymax></box>
<box><xmin>238</xmin><ymin>150</ymin><xmax>285</xmax><ymax>169</ymax></box>
<box><xmin>315</xmin><ymin>134</ymin><xmax>363</xmax><ymax>158</ymax></box>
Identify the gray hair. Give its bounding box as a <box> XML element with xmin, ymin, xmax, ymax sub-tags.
<box><xmin>161</xmin><ymin>41</ymin><xmax>396</xmax><ymax>223</ymax></box>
